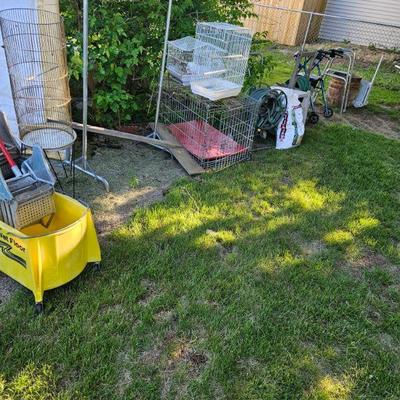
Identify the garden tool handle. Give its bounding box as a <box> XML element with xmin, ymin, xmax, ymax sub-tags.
<box><xmin>0</xmin><ymin>139</ymin><xmax>22</xmax><ymax>177</ymax></box>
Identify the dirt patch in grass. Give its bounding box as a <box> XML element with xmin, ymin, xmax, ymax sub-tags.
<box><xmin>351</xmin><ymin>251</ymin><xmax>389</xmax><ymax>269</ymax></box>
<box><xmin>331</xmin><ymin>111</ymin><xmax>400</xmax><ymax>140</ymax></box>
<box><xmin>217</xmin><ymin>242</ymin><xmax>237</xmax><ymax>259</ymax></box>
<box><xmin>301</xmin><ymin>240</ymin><xmax>327</xmax><ymax>257</ymax></box>
<box><xmin>136</xmin><ymin>333</ymin><xmax>209</xmax><ymax>399</ymax></box>
<box><xmin>117</xmin><ymin>347</ymin><xmax>133</xmax><ymax>396</ymax></box>
<box><xmin>58</xmin><ymin>135</ymin><xmax>186</xmax><ymax>237</ymax></box>
<box><xmin>342</xmin><ymin>249</ymin><xmax>398</xmax><ymax>279</ymax></box>
<box><xmin>187</xmin><ymin>350</ymin><xmax>208</xmax><ymax>366</ymax></box>
<box><xmin>161</xmin><ymin>341</ymin><xmax>208</xmax><ymax>399</ymax></box>
<box><xmin>378</xmin><ymin>333</ymin><xmax>398</xmax><ymax>353</ymax></box>
<box><xmin>139</xmin><ymin>345</ymin><xmax>163</xmax><ymax>365</ymax></box>
<box><xmin>238</xmin><ymin>357</ymin><xmax>261</xmax><ymax>370</ymax></box>
<box><xmin>154</xmin><ymin>310</ymin><xmax>176</xmax><ymax>322</ymax></box>
<box><xmin>139</xmin><ymin>279</ymin><xmax>160</xmax><ymax>306</ymax></box>
<box><xmin>168</xmin><ymin>342</ymin><xmax>208</xmax><ymax>371</ymax></box>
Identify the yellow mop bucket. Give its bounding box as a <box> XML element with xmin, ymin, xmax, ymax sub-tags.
<box><xmin>0</xmin><ymin>192</ymin><xmax>101</xmax><ymax>312</ymax></box>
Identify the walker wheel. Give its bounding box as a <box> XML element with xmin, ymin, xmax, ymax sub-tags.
<box><xmin>324</xmin><ymin>107</ymin><xmax>334</xmax><ymax>118</ymax></box>
<box><xmin>308</xmin><ymin>112</ymin><xmax>319</xmax><ymax>124</ymax></box>
<box><xmin>35</xmin><ymin>302</ymin><xmax>44</xmax><ymax>314</ymax></box>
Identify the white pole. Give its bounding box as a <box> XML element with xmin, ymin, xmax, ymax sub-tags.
<box><xmin>153</xmin><ymin>0</ymin><xmax>173</xmax><ymax>136</ymax></box>
<box><xmin>82</xmin><ymin>0</ymin><xmax>89</xmax><ymax>169</ymax></box>
<box><xmin>301</xmin><ymin>12</ymin><xmax>313</xmax><ymax>52</ymax></box>
<box><xmin>70</xmin><ymin>0</ymin><xmax>110</xmax><ymax>192</ymax></box>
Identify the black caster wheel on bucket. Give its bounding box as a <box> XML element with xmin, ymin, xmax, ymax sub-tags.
<box><xmin>324</xmin><ymin>107</ymin><xmax>334</xmax><ymax>118</ymax></box>
<box><xmin>35</xmin><ymin>302</ymin><xmax>44</xmax><ymax>315</ymax></box>
<box><xmin>308</xmin><ymin>112</ymin><xmax>319</xmax><ymax>125</ymax></box>
<box><xmin>92</xmin><ymin>262</ymin><xmax>101</xmax><ymax>272</ymax></box>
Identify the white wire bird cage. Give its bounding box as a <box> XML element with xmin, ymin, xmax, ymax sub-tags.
<box><xmin>160</xmin><ymin>79</ymin><xmax>258</xmax><ymax>170</ymax></box>
<box><xmin>167</xmin><ymin>37</ymin><xmax>201</xmax><ymax>85</ymax></box>
<box><xmin>166</xmin><ymin>36</ymin><xmax>227</xmax><ymax>87</ymax></box>
<box><xmin>190</xmin><ymin>22</ymin><xmax>253</xmax><ymax>101</ymax></box>
<box><xmin>0</xmin><ymin>8</ymin><xmax>76</xmax><ymax>151</ymax></box>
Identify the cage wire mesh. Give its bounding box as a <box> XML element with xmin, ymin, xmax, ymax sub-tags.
<box><xmin>166</xmin><ymin>36</ymin><xmax>227</xmax><ymax>87</ymax></box>
<box><xmin>167</xmin><ymin>36</ymin><xmax>205</xmax><ymax>86</ymax></box>
<box><xmin>0</xmin><ymin>8</ymin><xmax>76</xmax><ymax>150</ymax></box>
<box><xmin>190</xmin><ymin>22</ymin><xmax>253</xmax><ymax>101</ymax></box>
<box><xmin>160</xmin><ymin>79</ymin><xmax>258</xmax><ymax>170</ymax></box>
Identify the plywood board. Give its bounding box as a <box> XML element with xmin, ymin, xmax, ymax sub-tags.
<box><xmin>72</xmin><ymin>122</ymin><xmax>205</xmax><ymax>176</ymax></box>
<box><xmin>149</xmin><ymin>123</ymin><xmax>205</xmax><ymax>176</ymax></box>
<box><xmin>72</xmin><ymin>122</ymin><xmax>180</xmax><ymax>149</ymax></box>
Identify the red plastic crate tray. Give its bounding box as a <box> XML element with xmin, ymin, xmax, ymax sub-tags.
<box><xmin>168</xmin><ymin>120</ymin><xmax>247</xmax><ymax>160</ymax></box>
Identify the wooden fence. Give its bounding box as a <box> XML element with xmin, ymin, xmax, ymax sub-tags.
<box><xmin>244</xmin><ymin>0</ymin><xmax>328</xmax><ymax>46</ymax></box>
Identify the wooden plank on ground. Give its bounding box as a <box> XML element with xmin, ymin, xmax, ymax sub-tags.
<box><xmin>72</xmin><ymin>121</ymin><xmax>205</xmax><ymax>176</ymax></box>
<box><xmin>72</xmin><ymin>122</ymin><xmax>180</xmax><ymax>150</ymax></box>
<box><xmin>149</xmin><ymin>123</ymin><xmax>205</xmax><ymax>176</ymax></box>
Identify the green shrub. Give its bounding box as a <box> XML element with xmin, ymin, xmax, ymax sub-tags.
<box><xmin>243</xmin><ymin>31</ymin><xmax>276</xmax><ymax>92</ymax></box>
<box><xmin>61</xmin><ymin>0</ymin><xmax>254</xmax><ymax>127</ymax></box>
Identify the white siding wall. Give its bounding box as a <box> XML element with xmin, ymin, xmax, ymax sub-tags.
<box><xmin>320</xmin><ymin>0</ymin><xmax>400</xmax><ymax>49</ymax></box>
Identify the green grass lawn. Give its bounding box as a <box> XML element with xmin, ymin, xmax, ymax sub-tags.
<box><xmin>1</xmin><ymin>124</ymin><xmax>400</xmax><ymax>399</ymax></box>
<box><xmin>364</xmin><ymin>65</ymin><xmax>400</xmax><ymax>121</ymax></box>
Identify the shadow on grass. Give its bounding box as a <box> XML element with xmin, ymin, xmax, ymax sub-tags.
<box><xmin>1</xmin><ymin>124</ymin><xmax>399</xmax><ymax>399</ymax></box>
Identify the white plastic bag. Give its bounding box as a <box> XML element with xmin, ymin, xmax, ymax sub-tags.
<box><xmin>276</xmin><ymin>89</ymin><xmax>305</xmax><ymax>150</ymax></box>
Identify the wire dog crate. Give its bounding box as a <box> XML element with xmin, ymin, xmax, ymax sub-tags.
<box><xmin>191</xmin><ymin>22</ymin><xmax>253</xmax><ymax>101</ymax></box>
<box><xmin>0</xmin><ymin>8</ymin><xmax>76</xmax><ymax>150</ymax></box>
<box><xmin>160</xmin><ymin>80</ymin><xmax>258</xmax><ymax>170</ymax></box>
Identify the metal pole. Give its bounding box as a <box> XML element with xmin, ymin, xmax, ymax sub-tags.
<box><xmin>66</xmin><ymin>0</ymin><xmax>110</xmax><ymax>192</ymax></box>
<box><xmin>301</xmin><ymin>12</ymin><xmax>313</xmax><ymax>52</ymax></box>
<box><xmin>152</xmin><ymin>0</ymin><xmax>173</xmax><ymax>138</ymax></box>
<box><xmin>82</xmin><ymin>0</ymin><xmax>89</xmax><ymax>169</ymax></box>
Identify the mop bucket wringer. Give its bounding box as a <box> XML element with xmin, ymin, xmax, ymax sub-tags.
<box><xmin>0</xmin><ymin>193</ymin><xmax>101</xmax><ymax>311</ymax></box>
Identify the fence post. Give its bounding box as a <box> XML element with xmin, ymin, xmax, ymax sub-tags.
<box><xmin>301</xmin><ymin>12</ymin><xmax>313</xmax><ymax>52</ymax></box>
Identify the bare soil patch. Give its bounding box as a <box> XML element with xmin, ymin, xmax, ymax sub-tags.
<box><xmin>330</xmin><ymin>110</ymin><xmax>400</xmax><ymax>140</ymax></box>
<box><xmin>301</xmin><ymin>240</ymin><xmax>327</xmax><ymax>257</ymax></box>
<box><xmin>58</xmin><ymin>135</ymin><xmax>186</xmax><ymax>237</ymax></box>
<box><xmin>342</xmin><ymin>249</ymin><xmax>399</xmax><ymax>280</ymax></box>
